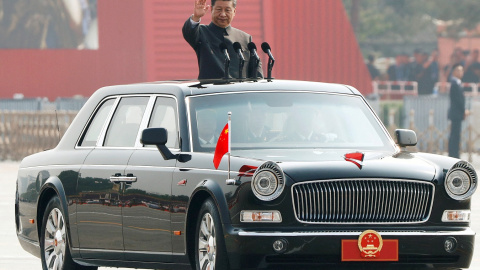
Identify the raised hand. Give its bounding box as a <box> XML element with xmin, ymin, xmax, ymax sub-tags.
<box><xmin>193</xmin><ymin>0</ymin><xmax>209</xmax><ymax>22</ymax></box>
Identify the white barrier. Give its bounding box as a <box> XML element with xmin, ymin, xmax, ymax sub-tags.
<box><xmin>372</xmin><ymin>81</ymin><xmax>418</xmax><ymax>98</ymax></box>
<box><xmin>434</xmin><ymin>82</ymin><xmax>479</xmax><ymax>96</ymax></box>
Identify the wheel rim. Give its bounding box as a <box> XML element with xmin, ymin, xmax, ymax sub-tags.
<box><xmin>44</xmin><ymin>208</ymin><xmax>66</xmax><ymax>270</ymax></box>
<box><xmin>198</xmin><ymin>213</ymin><xmax>216</xmax><ymax>270</ymax></box>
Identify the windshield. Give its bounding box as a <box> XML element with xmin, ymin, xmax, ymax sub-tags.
<box><xmin>188</xmin><ymin>92</ymin><xmax>395</xmax><ymax>154</ymax></box>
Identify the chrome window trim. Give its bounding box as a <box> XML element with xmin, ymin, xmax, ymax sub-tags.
<box><xmin>238</xmin><ymin>228</ymin><xmax>475</xmax><ymax>237</ymax></box>
<box><xmin>134</xmin><ymin>96</ymin><xmax>157</xmax><ymax>148</ymax></box>
<box><xmin>101</xmin><ymin>95</ymin><xmax>150</xmax><ymax>148</ymax></box>
<box><xmin>75</xmin><ymin>96</ymin><xmax>119</xmax><ymax>149</ymax></box>
<box><xmin>141</xmin><ymin>95</ymin><xmax>181</xmax><ymax>151</ymax></box>
<box><xmin>76</xmin><ymin>94</ymin><xmax>181</xmax><ymax>152</ymax></box>
<box><xmin>95</xmin><ymin>96</ymin><xmax>121</xmax><ymax>147</ymax></box>
<box><xmin>186</xmin><ymin>97</ymin><xmax>193</xmax><ymax>153</ymax></box>
<box><xmin>186</xmin><ymin>90</ymin><xmax>396</xmax><ymax>154</ymax></box>
<box><xmin>291</xmin><ymin>178</ymin><xmax>435</xmax><ymax>225</ymax></box>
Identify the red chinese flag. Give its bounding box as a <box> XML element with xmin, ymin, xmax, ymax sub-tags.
<box><xmin>213</xmin><ymin>123</ymin><xmax>229</xmax><ymax>169</ymax></box>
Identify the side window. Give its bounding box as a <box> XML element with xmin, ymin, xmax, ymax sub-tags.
<box><xmin>104</xmin><ymin>97</ymin><xmax>149</xmax><ymax>147</ymax></box>
<box><xmin>79</xmin><ymin>99</ymin><xmax>115</xmax><ymax>147</ymax></box>
<box><xmin>147</xmin><ymin>97</ymin><xmax>179</xmax><ymax>149</ymax></box>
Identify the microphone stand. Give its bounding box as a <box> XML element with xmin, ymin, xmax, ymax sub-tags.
<box><xmin>238</xmin><ymin>56</ymin><xmax>245</xmax><ymax>80</ymax></box>
<box><xmin>266</xmin><ymin>56</ymin><xmax>275</xmax><ymax>81</ymax></box>
<box><xmin>261</xmin><ymin>42</ymin><xmax>275</xmax><ymax>81</ymax></box>
<box><xmin>220</xmin><ymin>43</ymin><xmax>231</xmax><ymax>81</ymax></box>
<box><xmin>223</xmin><ymin>53</ymin><xmax>230</xmax><ymax>81</ymax></box>
<box><xmin>233</xmin><ymin>42</ymin><xmax>245</xmax><ymax>80</ymax></box>
<box><xmin>247</xmin><ymin>42</ymin><xmax>260</xmax><ymax>81</ymax></box>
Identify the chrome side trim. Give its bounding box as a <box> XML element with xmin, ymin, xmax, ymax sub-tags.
<box><xmin>18</xmin><ymin>235</ymin><xmax>40</xmax><ymax>247</ymax></box>
<box><xmin>238</xmin><ymin>228</ymin><xmax>475</xmax><ymax>237</ymax></box>
<box><xmin>78</xmin><ymin>248</ymin><xmax>177</xmax><ymax>256</ymax></box>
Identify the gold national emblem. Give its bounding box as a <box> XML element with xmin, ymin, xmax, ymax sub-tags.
<box><xmin>358</xmin><ymin>230</ymin><xmax>383</xmax><ymax>258</ymax></box>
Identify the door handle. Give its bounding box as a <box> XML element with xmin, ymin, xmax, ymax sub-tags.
<box><xmin>110</xmin><ymin>175</ymin><xmax>137</xmax><ymax>183</ymax></box>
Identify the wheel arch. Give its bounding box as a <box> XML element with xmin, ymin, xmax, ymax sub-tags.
<box><xmin>37</xmin><ymin>176</ymin><xmax>70</xmax><ymax>243</ymax></box>
<box><xmin>185</xmin><ymin>179</ymin><xmax>231</xmax><ymax>267</ymax></box>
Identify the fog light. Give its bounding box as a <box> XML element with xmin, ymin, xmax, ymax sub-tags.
<box><xmin>273</xmin><ymin>239</ymin><xmax>288</xmax><ymax>253</ymax></box>
<box><xmin>240</xmin><ymin>210</ymin><xmax>282</xmax><ymax>223</ymax></box>
<box><xmin>442</xmin><ymin>210</ymin><xmax>471</xmax><ymax>222</ymax></box>
<box><xmin>444</xmin><ymin>237</ymin><xmax>457</xmax><ymax>253</ymax></box>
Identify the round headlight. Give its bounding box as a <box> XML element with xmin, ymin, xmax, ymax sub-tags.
<box><xmin>253</xmin><ymin>171</ymin><xmax>278</xmax><ymax>196</ymax></box>
<box><xmin>252</xmin><ymin>161</ymin><xmax>285</xmax><ymax>201</ymax></box>
<box><xmin>444</xmin><ymin>161</ymin><xmax>477</xmax><ymax>200</ymax></box>
<box><xmin>446</xmin><ymin>170</ymin><xmax>470</xmax><ymax>195</ymax></box>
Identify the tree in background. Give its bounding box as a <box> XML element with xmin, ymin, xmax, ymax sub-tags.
<box><xmin>343</xmin><ymin>0</ymin><xmax>480</xmax><ymax>56</ymax></box>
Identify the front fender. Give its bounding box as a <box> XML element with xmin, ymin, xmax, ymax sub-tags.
<box><xmin>188</xmin><ymin>179</ymin><xmax>231</xmax><ymax>226</ymax></box>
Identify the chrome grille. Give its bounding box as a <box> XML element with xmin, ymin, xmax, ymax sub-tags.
<box><xmin>292</xmin><ymin>179</ymin><xmax>434</xmax><ymax>224</ymax></box>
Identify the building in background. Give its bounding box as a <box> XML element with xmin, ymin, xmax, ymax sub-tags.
<box><xmin>0</xmin><ymin>0</ymin><xmax>371</xmax><ymax>100</ymax></box>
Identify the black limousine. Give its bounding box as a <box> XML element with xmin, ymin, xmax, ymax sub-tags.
<box><xmin>16</xmin><ymin>79</ymin><xmax>476</xmax><ymax>270</ymax></box>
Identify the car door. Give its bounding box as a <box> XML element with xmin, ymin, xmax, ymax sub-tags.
<box><xmin>76</xmin><ymin>96</ymin><xmax>150</xmax><ymax>260</ymax></box>
<box><xmin>122</xmin><ymin>96</ymin><xmax>179</xmax><ymax>262</ymax></box>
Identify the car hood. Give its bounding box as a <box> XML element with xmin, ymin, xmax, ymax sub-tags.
<box><xmin>234</xmin><ymin>149</ymin><xmax>436</xmax><ymax>182</ymax></box>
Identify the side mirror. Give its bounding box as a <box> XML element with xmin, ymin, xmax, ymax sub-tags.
<box><xmin>141</xmin><ymin>128</ymin><xmax>175</xmax><ymax>160</ymax></box>
<box><xmin>395</xmin><ymin>129</ymin><xmax>417</xmax><ymax>148</ymax></box>
<box><xmin>141</xmin><ymin>128</ymin><xmax>168</xmax><ymax>145</ymax></box>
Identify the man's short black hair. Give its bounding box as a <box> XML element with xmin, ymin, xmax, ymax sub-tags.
<box><xmin>212</xmin><ymin>0</ymin><xmax>237</xmax><ymax>8</ymax></box>
<box><xmin>452</xmin><ymin>63</ymin><xmax>463</xmax><ymax>71</ymax></box>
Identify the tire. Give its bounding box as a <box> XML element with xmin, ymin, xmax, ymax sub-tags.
<box><xmin>40</xmin><ymin>196</ymin><xmax>97</xmax><ymax>270</ymax></box>
<box><xmin>194</xmin><ymin>198</ymin><xmax>229</xmax><ymax>270</ymax></box>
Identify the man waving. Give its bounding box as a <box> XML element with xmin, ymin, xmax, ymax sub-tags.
<box><xmin>183</xmin><ymin>0</ymin><xmax>263</xmax><ymax>80</ymax></box>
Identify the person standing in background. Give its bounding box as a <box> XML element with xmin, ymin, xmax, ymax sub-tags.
<box><xmin>366</xmin><ymin>54</ymin><xmax>380</xmax><ymax>80</ymax></box>
<box><xmin>448</xmin><ymin>64</ymin><xmax>468</xmax><ymax>158</ymax></box>
<box><xmin>387</xmin><ymin>53</ymin><xmax>408</xmax><ymax>81</ymax></box>
<box><xmin>463</xmin><ymin>49</ymin><xmax>480</xmax><ymax>83</ymax></box>
<box><xmin>419</xmin><ymin>50</ymin><xmax>439</xmax><ymax>95</ymax></box>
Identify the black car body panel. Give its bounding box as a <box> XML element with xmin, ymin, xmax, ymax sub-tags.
<box><xmin>16</xmin><ymin>80</ymin><xmax>476</xmax><ymax>269</ymax></box>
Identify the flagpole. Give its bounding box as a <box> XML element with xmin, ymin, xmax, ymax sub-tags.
<box><xmin>227</xmin><ymin>112</ymin><xmax>232</xmax><ymax>180</ymax></box>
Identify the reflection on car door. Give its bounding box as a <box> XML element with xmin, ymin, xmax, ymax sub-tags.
<box><xmin>76</xmin><ymin>96</ymin><xmax>149</xmax><ymax>260</ymax></box>
<box><xmin>122</xmin><ymin>96</ymin><xmax>179</xmax><ymax>262</ymax></box>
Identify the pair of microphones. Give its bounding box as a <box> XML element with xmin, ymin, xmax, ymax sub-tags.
<box><xmin>220</xmin><ymin>42</ymin><xmax>275</xmax><ymax>81</ymax></box>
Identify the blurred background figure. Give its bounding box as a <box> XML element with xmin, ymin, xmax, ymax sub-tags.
<box><xmin>464</xmin><ymin>49</ymin><xmax>480</xmax><ymax>83</ymax></box>
<box><xmin>366</xmin><ymin>54</ymin><xmax>380</xmax><ymax>81</ymax></box>
<box><xmin>448</xmin><ymin>64</ymin><xmax>467</xmax><ymax>158</ymax></box>
<box><xmin>387</xmin><ymin>53</ymin><xmax>409</xmax><ymax>81</ymax></box>
<box><xmin>415</xmin><ymin>50</ymin><xmax>439</xmax><ymax>95</ymax></box>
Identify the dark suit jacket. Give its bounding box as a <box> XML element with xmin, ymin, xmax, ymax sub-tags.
<box><xmin>448</xmin><ymin>78</ymin><xmax>465</xmax><ymax>121</ymax></box>
<box><xmin>183</xmin><ymin>18</ymin><xmax>263</xmax><ymax>80</ymax></box>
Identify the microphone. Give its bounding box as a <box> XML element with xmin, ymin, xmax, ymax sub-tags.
<box><xmin>261</xmin><ymin>42</ymin><xmax>275</xmax><ymax>60</ymax></box>
<box><xmin>247</xmin><ymin>42</ymin><xmax>260</xmax><ymax>80</ymax></box>
<box><xmin>219</xmin><ymin>42</ymin><xmax>230</xmax><ymax>79</ymax></box>
<box><xmin>261</xmin><ymin>42</ymin><xmax>275</xmax><ymax>81</ymax></box>
<box><xmin>233</xmin><ymin>42</ymin><xmax>245</xmax><ymax>80</ymax></box>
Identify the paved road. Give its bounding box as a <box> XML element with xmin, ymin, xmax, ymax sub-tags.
<box><xmin>2</xmin><ymin>156</ymin><xmax>480</xmax><ymax>270</ymax></box>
